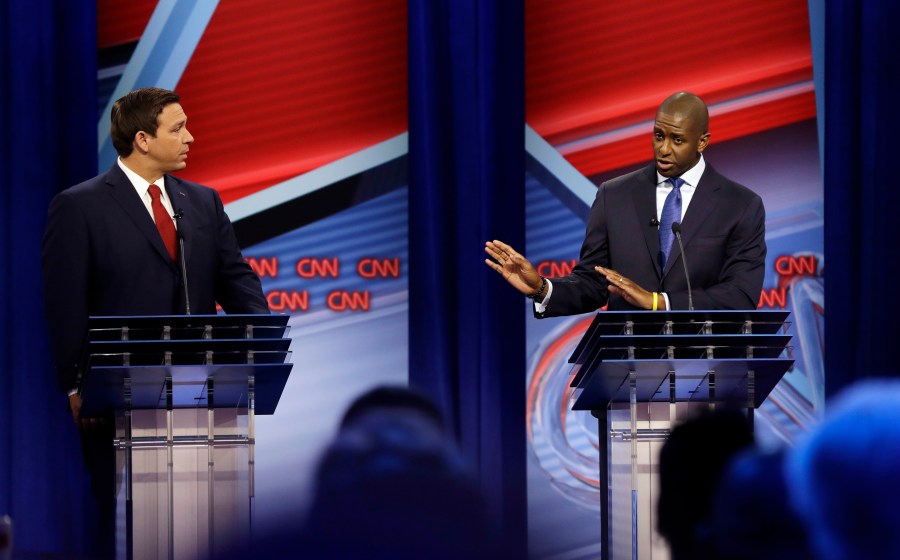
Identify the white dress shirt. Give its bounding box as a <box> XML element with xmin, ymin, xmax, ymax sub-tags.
<box><xmin>117</xmin><ymin>158</ymin><xmax>177</xmax><ymax>227</ymax></box>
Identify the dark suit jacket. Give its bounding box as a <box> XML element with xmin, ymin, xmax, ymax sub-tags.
<box><xmin>541</xmin><ymin>162</ymin><xmax>766</xmax><ymax>316</ymax></box>
<box><xmin>42</xmin><ymin>163</ymin><xmax>269</xmax><ymax>392</ymax></box>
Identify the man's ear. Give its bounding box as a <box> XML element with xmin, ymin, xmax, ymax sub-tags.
<box><xmin>697</xmin><ymin>132</ymin><xmax>711</xmax><ymax>153</ymax></box>
<box><xmin>133</xmin><ymin>131</ymin><xmax>151</xmax><ymax>154</ymax></box>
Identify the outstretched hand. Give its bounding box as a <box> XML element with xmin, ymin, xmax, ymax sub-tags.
<box><xmin>484</xmin><ymin>240</ymin><xmax>543</xmax><ymax>296</ymax></box>
<box><xmin>596</xmin><ymin>266</ymin><xmax>663</xmax><ymax>310</ymax></box>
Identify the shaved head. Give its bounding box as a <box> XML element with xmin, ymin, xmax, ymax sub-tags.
<box><xmin>652</xmin><ymin>92</ymin><xmax>711</xmax><ymax>177</ymax></box>
<box><xmin>658</xmin><ymin>92</ymin><xmax>709</xmax><ymax>136</ymax></box>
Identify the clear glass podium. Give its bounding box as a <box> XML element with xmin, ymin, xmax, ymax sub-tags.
<box><xmin>567</xmin><ymin>310</ymin><xmax>792</xmax><ymax>560</ymax></box>
<box><xmin>79</xmin><ymin>314</ymin><xmax>293</xmax><ymax>560</ymax></box>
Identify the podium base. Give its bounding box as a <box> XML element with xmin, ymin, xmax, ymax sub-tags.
<box><xmin>115</xmin><ymin>409</ymin><xmax>253</xmax><ymax>560</ymax></box>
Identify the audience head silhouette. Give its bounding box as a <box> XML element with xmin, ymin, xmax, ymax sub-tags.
<box><xmin>338</xmin><ymin>385</ymin><xmax>446</xmax><ymax>431</ymax></box>
<box><xmin>657</xmin><ymin>407</ymin><xmax>754</xmax><ymax>560</ymax></box>
<box><xmin>710</xmin><ymin>448</ymin><xmax>814</xmax><ymax>560</ymax></box>
<box><xmin>788</xmin><ymin>379</ymin><xmax>900</xmax><ymax>560</ymax></box>
<box><xmin>301</xmin><ymin>385</ymin><xmax>491</xmax><ymax>559</ymax></box>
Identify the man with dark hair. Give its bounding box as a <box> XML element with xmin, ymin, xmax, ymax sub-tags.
<box><xmin>485</xmin><ymin>92</ymin><xmax>766</xmax><ymax>313</ymax></box>
<box><xmin>43</xmin><ymin>86</ymin><xmax>268</xmax><ymax>413</ymax></box>
<box><xmin>108</xmin><ymin>87</ymin><xmax>181</xmax><ymax>156</ymax></box>
<box><xmin>42</xmin><ymin>87</ymin><xmax>268</xmax><ymax>557</ymax></box>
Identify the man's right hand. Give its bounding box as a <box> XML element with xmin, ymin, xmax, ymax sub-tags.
<box><xmin>69</xmin><ymin>393</ymin><xmax>105</xmax><ymax>430</ymax></box>
<box><xmin>484</xmin><ymin>240</ymin><xmax>544</xmax><ymax>297</ymax></box>
<box><xmin>69</xmin><ymin>393</ymin><xmax>82</xmax><ymax>423</ymax></box>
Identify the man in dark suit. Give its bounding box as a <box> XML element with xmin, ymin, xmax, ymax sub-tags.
<box><xmin>43</xmin><ymin>86</ymin><xmax>268</xmax><ymax>409</ymax></box>
<box><xmin>485</xmin><ymin>92</ymin><xmax>765</xmax><ymax>313</ymax></box>
<box><xmin>41</xmin><ymin>87</ymin><xmax>268</xmax><ymax>556</ymax></box>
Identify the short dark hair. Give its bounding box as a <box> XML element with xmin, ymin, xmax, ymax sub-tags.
<box><xmin>340</xmin><ymin>385</ymin><xmax>445</xmax><ymax>431</ymax></box>
<box><xmin>109</xmin><ymin>87</ymin><xmax>180</xmax><ymax>157</ymax></box>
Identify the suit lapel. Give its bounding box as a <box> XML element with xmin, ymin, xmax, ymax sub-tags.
<box><xmin>165</xmin><ymin>175</ymin><xmax>194</xmax><ymax>266</ymax></box>
<box><xmin>631</xmin><ymin>165</ymin><xmax>663</xmax><ymax>278</ymax></box>
<box><xmin>105</xmin><ymin>164</ymin><xmax>178</xmax><ymax>271</ymax></box>
<box><xmin>662</xmin><ymin>164</ymin><xmax>721</xmax><ymax>278</ymax></box>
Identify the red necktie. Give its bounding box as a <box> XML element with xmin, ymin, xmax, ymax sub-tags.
<box><xmin>148</xmin><ymin>184</ymin><xmax>177</xmax><ymax>260</ymax></box>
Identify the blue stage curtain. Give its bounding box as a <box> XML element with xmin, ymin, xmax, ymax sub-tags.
<box><xmin>0</xmin><ymin>0</ymin><xmax>96</xmax><ymax>554</ymax></box>
<box><xmin>824</xmin><ymin>0</ymin><xmax>900</xmax><ymax>396</ymax></box>
<box><xmin>408</xmin><ymin>0</ymin><xmax>526</xmax><ymax>554</ymax></box>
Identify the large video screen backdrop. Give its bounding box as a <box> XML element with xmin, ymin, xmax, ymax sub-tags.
<box><xmin>97</xmin><ymin>1</ymin><xmax>822</xmax><ymax>555</ymax></box>
<box><xmin>523</xmin><ymin>1</ymin><xmax>823</xmax><ymax>557</ymax></box>
<box><xmin>97</xmin><ymin>0</ymin><xmax>408</xmax><ymax>524</ymax></box>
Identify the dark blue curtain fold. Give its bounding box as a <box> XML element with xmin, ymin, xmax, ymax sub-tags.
<box><xmin>823</xmin><ymin>0</ymin><xmax>900</xmax><ymax>396</ymax></box>
<box><xmin>0</xmin><ymin>0</ymin><xmax>96</xmax><ymax>554</ymax></box>
<box><xmin>408</xmin><ymin>0</ymin><xmax>526</xmax><ymax>554</ymax></box>
<box><xmin>10</xmin><ymin>0</ymin><xmax>894</xmax><ymax>555</ymax></box>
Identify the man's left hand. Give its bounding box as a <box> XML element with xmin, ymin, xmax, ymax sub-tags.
<box><xmin>596</xmin><ymin>266</ymin><xmax>664</xmax><ymax>310</ymax></box>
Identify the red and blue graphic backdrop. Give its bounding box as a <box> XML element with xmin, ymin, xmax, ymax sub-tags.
<box><xmin>522</xmin><ymin>1</ymin><xmax>822</xmax><ymax>557</ymax></box>
<box><xmin>97</xmin><ymin>0</ymin><xmax>410</xmax><ymax>526</ymax></box>
<box><xmin>97</xmin><ymin>1</ymin><xmax>822</xmax><ymax>556</ymax></box>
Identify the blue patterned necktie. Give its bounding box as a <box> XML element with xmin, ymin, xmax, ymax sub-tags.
<box><xmin>659</xmin><ymin>177</ymin><xmax>685</xmax><ymax>269</ymax></box>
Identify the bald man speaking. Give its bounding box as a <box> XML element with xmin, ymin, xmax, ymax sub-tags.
<box><xmin>486</xmin><ymin>92</ymin><xmax>766</xmax><ymax>314</ymax></box>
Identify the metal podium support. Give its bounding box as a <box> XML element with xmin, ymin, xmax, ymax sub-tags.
<box><xmin>567</xmin><ymin>310</ymin><xmax>793</xmax><ymax>560</ymax></box>
<box><xmin>79</xmin><ymin>315</ymin><xmax>293</xmax><ymax>560</ymax></box>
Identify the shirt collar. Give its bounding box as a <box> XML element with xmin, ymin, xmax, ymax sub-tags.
<box><xmin>117</xmin><ymin>158</ymin><xmax>166</xmax><ymax>199</ymax></box>
<box><xmin>656</xmin><ymin>154</ymin><xmax>706</xmax><ymax>187</ymax></box>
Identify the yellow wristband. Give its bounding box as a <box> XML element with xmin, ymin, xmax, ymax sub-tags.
<box><xmin>652</xmin><ymin>292</ymin><xmax>659</xmax><ymax>311</ymax></box>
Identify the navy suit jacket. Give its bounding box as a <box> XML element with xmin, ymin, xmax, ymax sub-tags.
<box><xmin>541</xmin><ymin>162</ymin><xmax>766</xmax><ymax>316</ymax></box>
<box><xmin>42</xmin><ymin>163</ymin><xmax>269</xmax><ymax>392</ymax></box>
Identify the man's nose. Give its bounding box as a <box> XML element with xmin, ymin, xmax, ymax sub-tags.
<box><xmin>184</xmin><ymin>128</ymin><xmax>194</xmax><ymax>143</ymax></box>
<box><xmin>657</xmin><ymin>138</ymin><xmax>671</xmax><ymax>155</ymax></box>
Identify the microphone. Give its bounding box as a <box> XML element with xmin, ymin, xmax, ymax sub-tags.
<box><xmin>649</xmin><ymin>217</ymin><xmax>660</xmax><ymax>227</ymax></box>
<box><xmin>672</xmin><ymin>222</ymin><xmax>693</xmax><ymax>311</ymax></box>
<box><xmin>174</xmin><ymin>209</ymin><xmax>191</xmax><ymax>315</ymax></box>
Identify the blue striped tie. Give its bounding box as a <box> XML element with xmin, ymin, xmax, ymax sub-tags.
<box><xmin>659</xmin><ymin>177</ymin><xmax>685</xmax><ymax>270</ymax></box>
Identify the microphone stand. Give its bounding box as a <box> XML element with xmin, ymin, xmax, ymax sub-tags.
<box><xmin>672</xmin><ymin>222</ymin><xmax>693</xmax><ymax>311</ymax></box>
<box><xmin>174</xmin><ymin>210</ymin><xmax>191</xmax><ymax>315</ymax></box>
